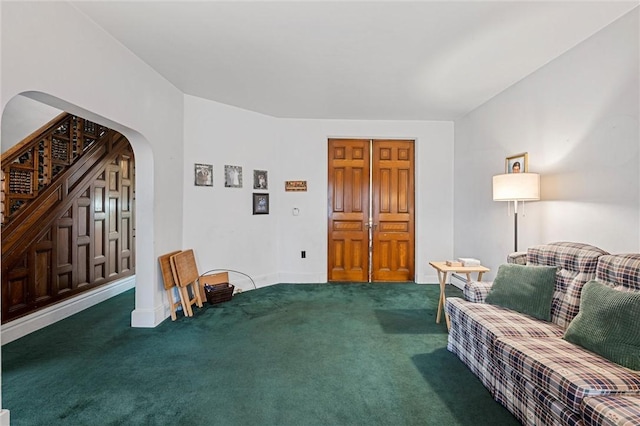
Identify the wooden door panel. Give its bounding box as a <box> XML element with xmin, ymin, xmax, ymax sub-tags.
<box><xmin>378</xmin><ymin>168</ymin><xmax>391</xmax><ymax>212</ymax></box>
<box><xmin>35</xmin><ymin>247</ymin><xmax>54</xmax><ymax>298</ymax></box>
<box><xmin>374</xmin><ymin>238</ymin><xmax>412</xmax><ymax>280</ymax></box>
<box><xmin>77</xmin><ymin>245</ymin><xmax>90</xmax><ymax>286</ymax></box>
<box><xmin>109</xmin><ymin>240</ymin><xmax>118</xmax><ymax>277</ymax></box>
<box><xmin>7</xmin><ymin>276</ymin><xmax>28</xmax><ymax>311</ymax></box>
<box><xmin>397</xmin><ymin>169</ymin><xmax>410</xmax><ymax>212</ymax></box>
<box><xmin>328</xmin><ymin>139</ymin><xmax>369</xmax><ymax>282</ymax></box>
<box><xmin>372</xmin><ymin>140</ymin><xmax>414</xmax><ymax>282</ymax></box>
<box><xmin>329</xmin><ymin>236</ymin><xmax>366</xmax><ymax>279</ymax></box>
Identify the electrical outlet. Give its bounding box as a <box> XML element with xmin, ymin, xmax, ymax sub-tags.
<box><xmin>301</xmin><ymin>251</ymin><xmax>306</xmax><ymax>259</ymax></box>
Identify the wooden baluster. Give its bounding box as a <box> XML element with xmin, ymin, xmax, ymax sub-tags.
<box><xmin>1</xmin><ymin>113</ymin><xmax>114</xmax><ymax>224</ymax></box>
<box><xmin>1</xmin><ymin>170</ymin><xmax>5</xmax><ymax>224</ymax></box>
<box><xmin>75</xmin><ymin>116</ymin><xmax>83</xmax><ymax>158</ymax></box>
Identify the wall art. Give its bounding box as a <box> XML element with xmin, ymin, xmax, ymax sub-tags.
<box><xmin>285</xmin><ymin>180</ymin><xmax>307</xmax><ymax>192</ymax></box>
<box><xmin>224</xmin><ymin>165</ymin><xmax>243</xmax><ymax>188</ymax></box>
<box><xmin>505</xmin><ymin>152</ymin><xmax>528</xmax><ymax>174</ymax></box>
<box><xmin>253</xmin><ymin>170</ymin><xmax>268</xmax><ymax>190</ymax></box>
<box><xmin>253</xmin><ymin>193</ymin><xmax>269</xmax><ymax>214</ymax></box>
<box><xmin>194</xmin><ymin>163</ymin><xmax>213</xmax><ymax>186</ymax></box>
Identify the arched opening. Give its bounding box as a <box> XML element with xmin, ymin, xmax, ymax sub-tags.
<box><xmin>1</xmin><ymin>91</ymin><xmax>158</xmax><ymax>341</ymax></box>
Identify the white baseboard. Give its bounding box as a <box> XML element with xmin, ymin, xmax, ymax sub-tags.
<box><xmin>415</xmin><ymin>273</ymin><xmax>439</xmax><ymax>284</ymax></box>
<box><xmin>277</xmin><ymin>271</ymin><xmax>327</xmax><ymax>283</ymax></box>
<box><xmin>131</xmin><ymin>303</ymin><xmax>167</xmax><ymax>328</ymax></box>
<box><xmin>1</xmin><ymin>276</ymin><xmax>135</xmax><ymax>345</ymax></box>
<box><xmin>207</xmin><ymin>271</ymin><xmax>279</xmax><ymax>291</ymax></box>
<box><xmin>0</xmin><ymin>409</ymin><xmax>9</xmax><ymax>426</ymax></box>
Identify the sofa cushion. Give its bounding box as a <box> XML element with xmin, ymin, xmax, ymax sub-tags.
<box><xmin>445</xmin><ymin>297</ymin><xmax>564</xmax><ymax>390</ymax></box>
<box><xmin>494</xmin><ymin>336</ymin><xmax>640</xmax><ymax>413</ymax></box>
<box><xmin>526</xmin><ymin>242</ymin><xmax>608</xmax><ymax>328</ymax></box>
<box><xmin>581</xmin><ymin>395</ymin><xmax>640</xmax><ymax>426</ymax></box>
<box><xmin>446</xmin><ymin>298</ymin><xmax>564</xmax><ymax>347</ymax></box>
<box><xmin>485</xmin><ymin>264</ymin><xmax>557</xmax><ymax>321</ymax></box>
<box><xmin>494</xmin><ymin>367</ymin><xmax>585</xmax><ymax>426</ymax></box>
<box><xmin>564</xmin><ymin>280</ymin><xmax>640</xmax><ymax>370</ymax></box>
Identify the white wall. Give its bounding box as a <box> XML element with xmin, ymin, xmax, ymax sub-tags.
<box><xmin>1</xmin><ymin>95</ymin><xmax>62</xmax><ymax>151</ymax></box>
<box><xmin>454</xmin><ymin>8</ymin><xmax>640</xmax><ymax>279</ymax></box>
<box><xmin>1</xmin><ymin>1</ymin><xmax>185</xmax><ymax>332</ymax></box>
<box><xmin>276</xmin><ymin>119</ymin><xmax>454</xmax><ymax>284</ymax></box>
<box><xmin>182</xmin><ymin>96</ymin><xmax>455</xmax><ymax>285</ymax></box>
<box><xmin>182</xmin><ymin>95</ymin><xmax>281</xmax><ymax>289</ymax></box>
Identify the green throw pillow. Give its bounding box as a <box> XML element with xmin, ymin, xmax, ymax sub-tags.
<box><xmin>564</xmin><ymin>280</ymin><xmax>640</xmax><ymax>371</ymax></box>
<box><xmin>485</xmin><ymin>264</ymin><xmax>557</xmax><ymax>321</ymax></box>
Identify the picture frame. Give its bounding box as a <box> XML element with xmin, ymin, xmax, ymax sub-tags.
<box><xmin>505</xmin><ymin>152</ymin><xmax>528</xmax><ymax>173</ymax></box>
<box><xmin>253</xmin><ymin>170</ymin><xmax>268</xmax><ymax>190</ymax></box>
<box><xmin>285</xmin><ymin>180</ymin><xmax>307</xmax><ymax>192</ymax></box>
<box><xmin>194</xmin><ymin>163</ymin><xmax>213</xmax><ymax>186</ymax></box>
<box><xmin>224</xmin><ymin>165</ymin><xmax>243</xmax><ymax>188</ymax></box>
<box><xmin>252</xmin><ymin>193</ymin><xmax>269</xmax><ymax>215</ymax></box>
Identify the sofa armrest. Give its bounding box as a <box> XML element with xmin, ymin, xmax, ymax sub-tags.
<box><xmin>507</xmin><ymin>251</ymin><xmax>527</xmax><ymax>265</ymax></box>
<box><xmin>463</xmin><ymin>251</ymin><xmax>525</xmax><ymax>302</ymax></box>
<box><xmin>463</xmin><ymin>280</ymin><xmax>493</xmax><ymax>303</ymax></box>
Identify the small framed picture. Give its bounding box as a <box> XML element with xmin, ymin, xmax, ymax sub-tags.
<box><xmin>253</xmin><ymin>193</ymin><xmax>269</xmax><ymax>215</ymax></box>
<box><xmin>253</xmin><ymin>170</ymin><xmax>268</xmax><ymax>190</ymax></box>
<box><xmin>194</xmin><ymin>163</ymin><xmax>213</xmax><ymax>186</ymax></box>
<box><xmin>224</xmin><ymin>165</ymin><xmax>243</xmax><ymax>188</ymax></box>
<box><xmin>505</xmin><ymin>152</ymin><xmax>528</xmax><ymax>173</ymax></box>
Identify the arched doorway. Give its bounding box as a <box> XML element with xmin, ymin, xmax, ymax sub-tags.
<box><xmin>0</xmin><ymin>92</ymin><xmax>157</xmax><ymax>341</ymax></box>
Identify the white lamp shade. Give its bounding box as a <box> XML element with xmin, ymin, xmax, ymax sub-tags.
<box><xmin>493</xmin><ymin>173</ymin><xmax>540</xmax><ymax>201</ymax></box>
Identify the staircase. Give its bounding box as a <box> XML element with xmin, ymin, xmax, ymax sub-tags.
<box><xmin>1</xmin><ymin>113</ymin><xmax>136</xmax><ymax>323</ymax></box>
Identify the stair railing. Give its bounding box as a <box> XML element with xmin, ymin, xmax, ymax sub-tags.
<box><xmin>1</xmin><ymin>113</ymin><xmax>109</xmax><ymax>225</ymax></box>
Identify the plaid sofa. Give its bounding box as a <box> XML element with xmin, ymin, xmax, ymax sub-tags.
<box><xmin>445</xmin><ymin>243</ymin><xmax>640</xmax><ymax>425</ymax></box>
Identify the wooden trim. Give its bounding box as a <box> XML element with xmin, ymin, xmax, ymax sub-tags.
<box><xmin>1</xmin><ymin>112</ymin><xmax>68</xmax><ymax>166</ymax></box>
<box><xmin>1</xmin><ymin>275</ymin><xmax>135</xmax><ymax>344</ymax></box>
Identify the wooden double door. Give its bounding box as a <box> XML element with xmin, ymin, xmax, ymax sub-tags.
<box><xmin>328</xmin><ymin>139</ymin><xmax>415</xmax><ymax>282</ymax></box>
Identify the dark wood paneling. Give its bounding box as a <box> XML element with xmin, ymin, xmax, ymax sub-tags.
<box><xmin>2</xmin><ymin>133</ymin><xmax>135</xmax><ymax>323</ymax></box>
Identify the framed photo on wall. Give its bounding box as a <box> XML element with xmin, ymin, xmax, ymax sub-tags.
<box><xmin>505</xmin><ymin>152</ymin><xmax>528</xmax><ymax>173</ymax></box>
<box><xmin>253</xmin><ymin>193</ymin><xmax>269</xmax><ymax>215</ymax></box>
<box><xmin>194</xmin><ymin>163</ymin><xmax>213</xmax><ymax>186</ymax></box>
<box><xmin>253</xmin><ymin>170</ymin><xmax>268</xmax><ymax>189</ymax></box>
<box><xmin>224</xmin><ymin>165</ymin><xmax>243</xmax><ymax>188</ymax></box>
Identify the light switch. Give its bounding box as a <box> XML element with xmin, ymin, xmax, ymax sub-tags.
<box><xmin>292</xmin><ymin>208</ymin><xmax>300</xmax><ymax>216</ymax></box>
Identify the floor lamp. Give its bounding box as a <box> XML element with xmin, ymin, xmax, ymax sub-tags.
<box><xmin>493</xmin><ymin>173</ymin><xmax>540</xmax><ymax>252</ymax></box>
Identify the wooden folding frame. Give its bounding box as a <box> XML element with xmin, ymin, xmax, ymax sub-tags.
<box><xmin>169</xmin><ymin>249</ymin><xmax>204</xmax><ymax>317</ymax></box>
<box><xmin>158</xmin><ymin>250</ymin><xmax>185</xmax><ymax>321</ymax></box>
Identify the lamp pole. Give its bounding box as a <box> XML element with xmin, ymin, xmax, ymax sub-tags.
<box><xmin>492</xmin><ymin>172</ymin><xmax>540</xmax><ymax>254</ymax></box>
<box><xmin>513</xmin><ymin>200</ymin><xmax>519</xmax><ymax>252</ymax></box>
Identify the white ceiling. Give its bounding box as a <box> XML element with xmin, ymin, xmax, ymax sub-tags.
<box><xmin>72</xmin><ymin>1</ymin><xmax>638</xmax><ymax>120</ymax></box>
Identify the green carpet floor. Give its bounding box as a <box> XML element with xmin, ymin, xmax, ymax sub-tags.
<box><xmin>2</xmin><ymin>283</ymin><xmax>518</xmax><ymax>425</ymax></box>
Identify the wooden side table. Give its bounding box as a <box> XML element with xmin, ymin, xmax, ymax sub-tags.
<box><xmin>429</xmin><ymin>261</ymin><xmax>489</xmax><ymax>330</ymax></box>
